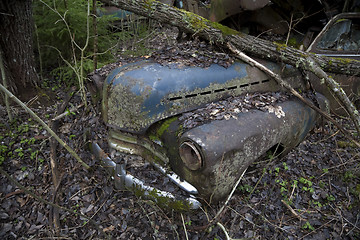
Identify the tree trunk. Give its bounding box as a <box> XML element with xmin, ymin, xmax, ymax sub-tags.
<box><xmin>0</xmin><ymin>0</ymin><xmax>39</xmax><ymax>93</ymax></box>
<box><xmin>104</xmin><ymin>0</ymin><xmax>360</xmax><ymax>76</ymax></box>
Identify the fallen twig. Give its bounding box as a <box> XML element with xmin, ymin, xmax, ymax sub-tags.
<box><xmin>212</xmin><ymin>168</ymin><xmax>247</xmax><ymax>223</ymax></box>
<box><xmin>281</xmin><ymin>200</ymin><xmax>307</xmax><ymax>222</ymax></box>
<box><xmin>51</xmin><ymin>103</ymin><xmax>84</xmax><ymax>121</ymax></box>
<box><xmin>216</xmin><ymin>222</ymin><xmax>231</xmax><ymax>240</ymax></box>
<box><xmin>181</xmin><ymin>213</ymin><xmax>189</xmax><ymax>240</ymax></box>
<box><xmin>191</xmin><ymin>169</ymin><xmax>247</xmax><ymax>233</ymax></box>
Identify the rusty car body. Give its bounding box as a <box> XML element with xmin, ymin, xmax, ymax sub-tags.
<box><xmin>93</xmin><ymin>12</ymin><xmax>360</xmax><ymax>208</ymax></box>
<box><xmin>307</xmin><ymin>12</ymin><xmax>360</xmax><ymax>113</ymax></box>
<box><xmin>98</xmin><ymin>58</ymin><xmax>327</xmax><ymax>206</ymax></box>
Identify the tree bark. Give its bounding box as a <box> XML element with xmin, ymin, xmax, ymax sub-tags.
<box><xmin>0</xmin><ymin>0</ymin><xmax>39</xmax><ymax>93</ymax></box>
<box><xmin>104</xmin><ymin>0</ymin><xmax>360</xmax><ymax>76</ymax></box>
<box><xmin>103</xmin><ymin>0</ymin><xmax>360</xmax><ymax>134</ymax></box>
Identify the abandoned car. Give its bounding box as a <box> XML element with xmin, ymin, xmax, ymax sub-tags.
<box><xmin>92</xmin><ymin>12</ymin><xmax>360</xmax><ymax>208</ymax></box>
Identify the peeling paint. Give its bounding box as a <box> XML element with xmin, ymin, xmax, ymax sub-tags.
<box><xmin>103</xmin><ymin>60</ymin><xmax>304</xmax><ymax>133</ymax></box>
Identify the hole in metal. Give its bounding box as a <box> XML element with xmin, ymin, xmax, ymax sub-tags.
<box><xmin>185</xmin><ymin>93</ymin><xmax>198</xmax><ymax>98</ymax></box>
<box><xmin>179</xmin><ymin>141</ymin><xmax>203</xmax><ymax>171</ymax></box>
<box><xmin>168</xmin><ymin>96</ymin><xmax>183</xmax><ymax>101</ymax></box>
<box><xmin>214</xmin><ymin>88</ymin><xmax>225</xmax><ymax>93</ymax></box>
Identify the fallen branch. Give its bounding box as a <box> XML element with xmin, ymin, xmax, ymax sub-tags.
<box><xmin>49</xmin><ymin>87</ymin><xmax>76</xmax><ymax>232</ymax></box>
<box><xmin>216</xmin><ymin>222</ymin><xmax>231</xmax><ymax>240</ymax></box>
<box><xmin>51</xmin><ymin>103</ymin><xmax>84</xmax><ymax>121</ymax></box>
<box><xmin>103</xmin><ymin>0</ymin><xmax>360</xmax><ymax>137</ymax></box>
<box><xmin>0</xmin><ymin>83</ymin><xmax>90</xmax><ymax>170</ymax></box>
<box><xmin>227</xmin><ymin>43</ymin><xmax>360</xmax><ymax>148</ymax></box>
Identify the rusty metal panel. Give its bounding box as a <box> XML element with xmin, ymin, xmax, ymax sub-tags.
<box><xmin>106</xmin><ymin>94</ymin><xmax>327</xmax><ymax>202</ymax></box>
<box><xmin>209</xmin><ymin>0</ymin><xmax>270</xmax><ymax>22</ymax></box>
<box><xmin>167</xmin><ymin>98</ymin><xmax>320</xmax><ymax>201</ymax></box>
<box><xmin>307</xmin><ymin>13</ymin><xmax>360</xmax><ymax>114</ymax></box>
<box><xmin>102</xmin><ymin>60</ymin><xmax>304</xmax><ymax>133</ymax></box>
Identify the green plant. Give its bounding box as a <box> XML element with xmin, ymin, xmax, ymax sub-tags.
<box><xmin>299</xmin><ymin>177</ymin><xmax>314</xmax><ymax>193</ymax></box>
<box><xmin>312</xmin><ymin>200</ymin><xmax>323</xmax><ymax>208</ymax></box>
<box><xmin>239</xmin><ymin>184</ymin><xmax>253</xmax><ymax>193</ymax></box>
<box><xmin>302</xmin><ymin>221</ymin><xmax>315</xmax><ymax>231</ymax></box>
<box><xmin>0</xmin><ymin>145</ymin><xmax>8</xmax><ymax>165</ymax></box>
<box><xmin>66</xmin><ymin>108</ymin><xmax>76</xmax><ymax>116</ymax></box>
<box><xmin>30</xmin><ymin>150</ymin><xmax>39</xmax><ymax>160</ymax></box>
<box><xmin>38</xmin><ymin>158</ymin><xmax>45</xmax><ymax>164</ymax></box>
<box><xmin>275</xmin><ymin>167</ymin><xmax>280</xmax><ymax>177</ymax></box>
<box><xmin>326</xmin><ymin>194</ymin><xmax>335</xmax><ymax>202</ymax></box>
<box><xmin>14</xmin><ymin>148</ymin><xmax>24</xmax><ymax>158</ymax></box>
<box><xmin>33</xmin><ymin>0</ymin><xmax>120</xmax><ymax>94</ymax></box>
<box><xmin>283</xmin><ymin>162</ymin><xmax>289</xmax><ymax>171</ymax></box>
<box><xmin>18</xmin><ymin>124</ymin><xmax>29</xmax><ymax>134</ymax></box>
<box><xmin>344</xmin><ymin>171</ymin><xmax>355</xmax><ymax>182</ymax></box>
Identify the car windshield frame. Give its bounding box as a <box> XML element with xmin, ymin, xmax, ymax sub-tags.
<box><xmin>307</xmin><ymin>12</ymin><xmax>360</xmax><ymax>56</ymax></box>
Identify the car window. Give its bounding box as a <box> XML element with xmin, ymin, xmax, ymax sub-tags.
<box><xmin>317</xmin><ymin>18</ymin><xmax>360</xmax><ymax>52</ymax></box>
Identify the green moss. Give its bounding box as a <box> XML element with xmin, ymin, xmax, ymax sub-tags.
<box><xmin>327</xmin><ymin>56</ymin><xmax>359</xmax><ymax>66</ymax></box>
<box><xmin>181</xmin><ymin>10</ymin><xmax>207</xmax><ymax>32</ymax></box>
<box><xmin>210</xmin><ymin>21</ymin><xmax>239</xmax><ymax>36</ymax></box>
<box><xmin>337</xmin><ymin>140</ymin><xmax>357</xmax><ymax>148</ymax></box>
<box><xmin>287</xmin><ymin>38</ymin><xmax>297</xmax><ymax>47</ymax></box>
<box><xmin>156</xmin><ymin>116</ymin><xmax>178</xmax><ymax>138</ymax></box>
<box><xmin>148</xmin><ymin>134</ymin><xmax>159</xmax><ymax>142</ymax></box>
<box><xmin>274</xmin><ymin>42</ymin><xmax>288</xmax><ymax>52</ymax></box>
<box><xmin>133</xmin><ymin>184</ymin><xmax>195</xmax><ymax>211</ymax></box>
<box><xmin>180</xmin><ymin>8</ymin><xmax>239</xmax><ymax>37</ymax></box>
<box><xmin>144</xmin><ymin>0</ymin><xmax>156</xmax><ymax>10</ymax></box>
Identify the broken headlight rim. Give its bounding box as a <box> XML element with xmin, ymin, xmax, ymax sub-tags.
<box><xmin>179</xmin><ymin>140</ymin><xmax>203</xmax><ymax>171</ymax></box>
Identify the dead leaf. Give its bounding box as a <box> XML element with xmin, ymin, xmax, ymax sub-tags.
<box><xmin>103</xmin><ymin>225</ymin><xmax>115</xmax><ymax>232</ymax></box>
<box><xmin>16</xmin><ymin>196</ymin><xmax>27</xmax><ymax>207</ymax></box>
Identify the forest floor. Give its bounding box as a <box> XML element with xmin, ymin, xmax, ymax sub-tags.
<box><xmin>1</xmin><ymin>25</ymin><xmax>360</xmax><ymax>240</ymax></box>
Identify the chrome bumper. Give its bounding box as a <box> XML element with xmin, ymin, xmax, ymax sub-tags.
<box><xmin>91</xmin><ymin>142</ymin><xmax>201</xmax><ymax>210</ymax></box>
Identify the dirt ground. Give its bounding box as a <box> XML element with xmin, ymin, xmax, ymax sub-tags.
<box><xmin>1</xmin><ymin>26</ymin><xmax>360</xmax><ymax>240</ymax></box>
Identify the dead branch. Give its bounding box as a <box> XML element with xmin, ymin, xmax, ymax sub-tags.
<box><xmin>281</xmin><ymin>200</ymin><xmax>307</xmax><ymax>222</ymax></box>
<box><xmin>226</xmin><ymin>43</ymin><xmax>360</xmax><ymax>148</ymax></box>
<box><xmin>49</xmin><ymin>87</ymin><xmax>76</xmax><ymax>232</ymax></box>
<box><xmin>51</xmin><ymin>103</ymin><xmax>84</xmax><ymax>121</ymax></box>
